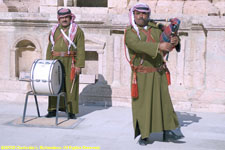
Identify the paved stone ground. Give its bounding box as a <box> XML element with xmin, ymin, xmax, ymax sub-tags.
<box><xmin>0</xmin><ymin>100</ymin><xmax>225</xmax><ymax>150</ymax></box>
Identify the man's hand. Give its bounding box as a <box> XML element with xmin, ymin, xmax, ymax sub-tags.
<box><xmin>75</xmin><ymin>67</ymin><xmax>81</xmax><ymax>75</ymax></box>
<box><xmin>170</xmin><ymin>36</ymin><xmax>179</xmax><ymax>46</ymax></box>
<box><xmin>159</xmin><ymin>42</ymin><xmax>173</xmax><ymax>52</ymax></box>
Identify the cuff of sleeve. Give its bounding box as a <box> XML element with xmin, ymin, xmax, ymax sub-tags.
<box><xmin>152</xmin><ymin>43</ymin><xmax>160</xmax><ymax>59</ymax></box>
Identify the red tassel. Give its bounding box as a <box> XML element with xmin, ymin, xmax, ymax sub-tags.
<box><xmin>70</xmin><ymin>67</ymin><xmax>75</xmax><ymax>82</ymax></box>
<box><xmin>131</xmin><ymin>72</ymin><xmax>138</xmax><ymax>98</ymax></box>
<box><xmin>70</xmin><ymin>57</ymin><xmax>76</xmax><ymax>82</ymax></box>
<box><xmin>165</xmin><ymin>71</ymin><xmax>171</xmax><ymax>85</ymax></box>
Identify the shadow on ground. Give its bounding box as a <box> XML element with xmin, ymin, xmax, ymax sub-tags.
<box><xmin>141</xmin><ymin>111</ymin><xmax>202</xmax><ymax>145</ymax></box>
<box><xmin>177</xmin><ymin>111</ymin><xmax>202</xmax><ymax>127</ymax></box>
<box><xmin>76</xmin><ymin>105</ymin><xmax>109</xmax><ymax>117</ymax></box>
<box><xmin>78</xmin><ymin>74</ymin><xmax>112</xmax><ymax>117</ymax></box>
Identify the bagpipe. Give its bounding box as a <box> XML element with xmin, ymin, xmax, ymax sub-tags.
<box><xmin>149</xmin><ymin>18</ymin><xmax>181</xmax><ymax>60</ymax></box>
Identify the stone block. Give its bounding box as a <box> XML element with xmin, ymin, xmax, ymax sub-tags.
<box><xmin>108</xmin><ymin>8</ymin><xmax>129</xmax><ymax>15</ymax></box>
<box><xmin>173</xmin><ymin>101</ymin><xmax>192</xmax><ymax>112</ymax></box>
<box><xmin>0</xmin><ymin>91</ymin><xmax>48</xmax><ymax>103</ymax></box>
<box><xmin>79</xmin><ymin>74</ymin><xmax>96</xmax><ymax>84</ymax></box>
<box><xmin>40</xmin><ymin>0</ymin><xmax>60</xmax><ymax>6</ymax></box>
<box><xmin>65</xmin><ymin>0</ymin><xmax>74</xmax><ymax>6</ymax></box>
<box><xmin>27</xmin><ymin>1</ymin><xmax>40</xmax><ymax>13</ymax></box>
<box><xmin>108</xmin><ymin>0</ymin><xmax>128</xmax><ymax>8</ymax></box>
<box><xmin>191</xmin><ymin>102</ymin><xmax>225</xmax><ymax>113</ymax></box>
<box><xmin>0</xmin><ymin>1</ymin><xmax>8</xmax><ymax>12</ymax></box>
<box><xmin>40</xmin><ymin>6</ymin><xmax>58</xmax><ymax>14</ymax></box>
<box><xmin>183</xmin><ymin>1</ymin><xmax>219</xmax><ymax>16</ymax></box>
<box><xmin>198</xmin><ymin>90</ymin><xmax>225</xmax><ymax>103</ymax></box>
<box><xmin>155</xmin><ymin>1</ymin><xmax>184</xmax><ymax>15</ymax></box>
<box><xmin>111</xmin><ymin>14</ymin><xmax>129</xmax><ymax>25</ymax></box>
<box><xmin>206</xmin><ymin>30</ymin><xmax>225</xmax><ymax>91</ymax></box>
<box><xmin>0</xmin><ymin>80</ymin><xmax>30</xmax><ymax>92</ymax></box>
<box><xmin>169</xmin><ymin>86</ymin><xmax>189</xmax><ymax>101</ymax></box>
<box><xmin>111</xmin><ymin>97</ymin><xmax>131</xmax><ymax>107</ymax></box>
<box><xmin>70</xmin><ymin>7</ymin><xmax>108</xmax><ymax>15</ymax></box>
<box><xmin>19</xmin><ymin>72</ymin><xmax>31</xmax><ymax>82</ymax></box>
<box><xmin>213</xmin><ymin>0</ymin><xmax>225</xmax><ymax>15</ymax></box>
<box><xmin>183</xmin><ymin>28</ymin><xmax>206</xmax><ymax>89</ymax></box>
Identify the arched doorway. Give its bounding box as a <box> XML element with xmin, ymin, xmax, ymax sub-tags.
<box><xmin>15</xmin><ymin>40</ymin><xmax>37</xmax><ymax>78</ymax></box>
<box><xmin>11</xmin><ymin>37</ymin><xmax>41</xmax><ymax>80</ymax></box>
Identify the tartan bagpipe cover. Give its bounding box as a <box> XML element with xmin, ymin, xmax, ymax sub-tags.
<box><xmin>159</xmin><ymin>18</ymin><xmax>181</xmax><ymax>46</ymax></box>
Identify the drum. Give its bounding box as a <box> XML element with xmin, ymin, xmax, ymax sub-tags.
<box><xmin>30</xmin><ymin>59</ymin><xmax>63</xmax><ymax>95</ymax></box>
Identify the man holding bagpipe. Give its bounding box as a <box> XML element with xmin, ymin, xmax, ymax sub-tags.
<box><xmin>125</xmin><ymin>3</ymin><xmax>183</xmax><ymax>145</ymax></box>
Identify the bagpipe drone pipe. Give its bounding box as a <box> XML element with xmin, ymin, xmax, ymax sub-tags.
<box><xmin>149</xmin><ymin>18</ymin><xmax>181</xmax><ymax>61</ymax></box>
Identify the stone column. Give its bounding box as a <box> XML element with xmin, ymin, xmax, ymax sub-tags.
<box><xmin>73</xmin><ymin>0</ymin><xmax>77</xmax><ymax>6</ymax></box>
<box><xmin>184</xmin><ymin>24</ymin><xmax>207</xmax><ymax>90</ymax></box>
<box><xmin>96</xmin><ymin>49</ymin><xmax>107</xmax><ymax>84</ymax></box>
<box><xmin>10</xmin><ymin>48</ymin><xmax>17</xmax><ymax>79</ymax></box>
<box><xmin>64</xmin><ymin>0</ymin><xmax>67</xmax><ymax>7</ymax></box>
<box><xmin>111</xmin><ymin>35</ymin><xmax>121</xmax><ymax>87</ymax></box>
<box><xmin>206</xmin><ymin>29</ymin><xmax>225</xmax><ymax>91</ymax></box>
<box><xmin>175</xmin><ymin>36</ymin><xmax>186</xmax><ymax>86</ymax></box>
<box><xmin>64</xmin><ymin>0</ymin><xmax>75</xmax><ymax>7</ymax></box>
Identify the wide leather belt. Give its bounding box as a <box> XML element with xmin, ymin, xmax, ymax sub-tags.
<box><xmin>135</xmin><ymin>64</ymin><xmax>166</xmax><ymax>73</ymax></box>
<box><xmin>52</xmin><ymin>51</ymin><xmax>76</xmax><ymax>57</ymax></box>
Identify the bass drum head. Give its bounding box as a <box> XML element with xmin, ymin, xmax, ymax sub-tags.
<box><xmin>49</xmin><ymin>60</ymin><xmax>63</xmax><ymax>95</ymax></box>
<box><xmin>30</xmin><ymin>59</ymin><xmax>63</xmax><ymax>95</ymax></box>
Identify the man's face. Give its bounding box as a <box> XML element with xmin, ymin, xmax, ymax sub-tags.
<box><xmin>59</xmin><ymin>16</ymin><xmax>71</xmax><ymax>27</ymax></box>
<box><xmin>134</xmin><ymin>11</ymin><xmax>149</xmax><ymax>27</ymax></box>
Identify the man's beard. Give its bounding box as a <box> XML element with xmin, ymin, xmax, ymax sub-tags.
<box><xmin>136</xmin><ymin>18</ymin><xmax>148</xmax><ymax>27</ymax></box>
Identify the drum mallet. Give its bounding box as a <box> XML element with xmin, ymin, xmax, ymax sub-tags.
<box><xmin>70</xmin><ymin>74</ymin><xmax>76</xmax><ymax>94</ymax></box>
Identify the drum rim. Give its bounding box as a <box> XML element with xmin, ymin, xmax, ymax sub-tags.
<box><xmin>30</xmin><ymin>59</ymin><xmax>40</xmax><ymax>94</ymax></box>
<box><xmin>48</xmin><ymin>59</ymin><xmax>59</xmax><ymax>95</ymax></box>
<box><xmin>53</xmin><ymin>60</ymin><xmax>63</xmax><ymax>95</ymax></box>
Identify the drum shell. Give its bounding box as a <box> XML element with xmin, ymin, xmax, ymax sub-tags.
<box><xmin>30</xmin><ymin>59</ymin><xmax>63</xmax><ymax>95</ymax></box>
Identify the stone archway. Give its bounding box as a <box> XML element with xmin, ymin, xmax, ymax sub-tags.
<box><xmin>15</xmin><ymin>40</ymin><xmax>36</xmax><ymax>78</ymax></box>
<box><xmin>10</xmin><ymin>36</ymin><xmax>41</xmax><ymax>80</ymax></box>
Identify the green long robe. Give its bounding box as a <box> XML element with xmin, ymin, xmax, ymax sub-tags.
<box><xmin>46</xmin><ymin>24</ymin><xmax>85</xmax><ymax>114</ymax></box>
<box><xmin>125</xmin><ymin>22</ymin><xmax>179</xmax><ymax>139</ymax></box>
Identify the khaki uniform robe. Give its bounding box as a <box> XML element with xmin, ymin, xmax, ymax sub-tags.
<box><xmin>125</xmin><ymin>22</ymin><xmax>179</xmax><ymax>139</ymax></box>
<box><xmin>46</xmin><ymin>24</ymin><xmax>85</xmax><ymax>114</ymax></box>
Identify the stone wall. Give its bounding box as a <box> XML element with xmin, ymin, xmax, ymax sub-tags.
<box><xmin>0</xmin><ymin>0</ymin><xmax>225</xmax><ymax>112</ymax></box>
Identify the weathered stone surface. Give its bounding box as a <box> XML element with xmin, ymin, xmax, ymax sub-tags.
<box><xmin>108</xmin><ymin>0</ymin><xmax>128</xmax><ymax>8</ymax></box>
<box><xmin>39</xmin><ymin>6</ymin><xmax>58</xmax><ymax>14</ymax></box>
<box><xmin>205</xmin><ymin>30</ymin><xmax>225</xmax><ymax>91</ymax></box>
<box><xmin>40</xmin><ymin>0</ymin><xmax>59</xmax><ymax>6</ymax></box>
<box><xmin>155</xmin><ymin>1</ymin><xmax>184</xmax><ymax>15</ymax></box>
<box><xmin>128</xmin><ymin>0</ymin><xmax>157</xmax><ymax>15</ymax></box>
<box><xmin>0</xmin><ymin>0</ymin><xmax>225</xmax><ymax>113</ymax></box>
<box><xmin>79</xmin><ymin>74</ymin><xmax>96</xmax><ymax>84</ymax></box>
<box><xmin>213</xmin><ymin>0</ymin><xmax>225</xmax><ymax>15</ymax></box>
<box><xmin>3</xmin><ymin>0</ymin><xmax>40</xmax><ymax>13</ymax></box>
<box><xmin>183</xmin><ymin>1</ymin><xmax>219</xmax><ymax>16</ymax></box>
<box><xmin>0</xmin><ymin>0</ymin><xmax>8</xmax><ymax>12</ymax></box>
<box><xmin>183</xmin><ymin>27</ymin><xmax>206</xmax><ymax>89</ymax></box>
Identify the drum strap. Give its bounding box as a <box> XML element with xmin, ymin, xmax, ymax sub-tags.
<box><xmin>55</xmin><ymin>28</ymin><xmax>68</xmax><ymax>43</ymax></box>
